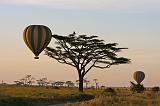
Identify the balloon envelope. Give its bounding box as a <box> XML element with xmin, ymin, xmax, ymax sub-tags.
<box><xmin>23</xmin><ymin>25</ymin><xmax>52</xmax><ymax>59</ymax></box>
<box><xmin>133</xmin><ymin>71</ymin><xmax>145</xmax><ymax>84</ymax></box>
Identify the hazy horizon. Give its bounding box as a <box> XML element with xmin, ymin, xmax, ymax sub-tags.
<box><xmin>0</xmin><ymin>0</ymin><xmax>160</xmax><ymax>87</ymax></box>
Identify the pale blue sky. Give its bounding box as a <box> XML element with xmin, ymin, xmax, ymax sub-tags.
<box><xmin>0</xmin><ymin>0</ymin><xmax>160</xmax><ymax>87</ymax></box>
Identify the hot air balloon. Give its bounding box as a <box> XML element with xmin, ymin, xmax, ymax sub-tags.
<box><xmin>23</xmin><ymin>25</ymin><xmax>52</xmax><ymax>59</ymax></box>
<box><xmin>133</xmin><ymin>71</ymin><xmax>145</xmax><ymax>84</ymax></box>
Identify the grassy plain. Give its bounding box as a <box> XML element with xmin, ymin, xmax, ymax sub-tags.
<box><xmin>0</xmin><ymin>85</ymin><xmax>98</xmax><ymax>106</ymax></box>
<box><xmin>66</xmin><ymin>88</ymin><xmax>160</xmax><ymax>106</ymax></box>
<box><xmin>0</xmin><ymin>85</ymin><xmax>160</xmax><ymax>106</ymax></box>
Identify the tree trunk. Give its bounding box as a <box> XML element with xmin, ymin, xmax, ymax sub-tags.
<box><xmin>79</xmin><ymin>74</ymin><xmax>84</xmax><ymax>92</ymax></box>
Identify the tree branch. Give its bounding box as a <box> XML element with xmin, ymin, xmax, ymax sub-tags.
<box><xmin>55</xmin><ymin>38</ymin><xmax>78</xmax><ymax>66</ymax></box>
<box><xmin>84</xmin><ymin>60</ymin><xmax>98</xmax><ymax>76</ymax></box>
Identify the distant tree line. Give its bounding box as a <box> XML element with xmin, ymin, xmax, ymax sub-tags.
<box><xmin>13</xmin><ymin>75</ymin><xmax>106</xmax><ymax>89</ymax></box>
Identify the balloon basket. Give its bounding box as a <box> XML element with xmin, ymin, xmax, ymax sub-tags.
<box><xmin>34</xmin><ymin>57</ymin><xmax>39</xmax><ymax>59</ymax></box>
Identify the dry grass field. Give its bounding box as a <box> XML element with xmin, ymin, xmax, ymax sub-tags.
<box><xmin>0</xmin><ymin>85</ymin><xmax>160</xmax><ymax>106</ymax></box>
<box><xmin>0</xmin><ymin>85</ymin><xmax>99</xmax><ymax>106</ymax></box>
<box><xmin>66</xmin><ymin>88</ymin><xmax>160</xmax><ymax>106</ymax></box>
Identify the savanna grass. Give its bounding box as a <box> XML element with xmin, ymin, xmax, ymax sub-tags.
<box><xmin>0</xmin><ymin>85</ymin><xmax>98</xmax><ymax>106</ymax></box>
<box><xmin>66</xmin><ymin>88</ymin><xmax>160</xmax><ymax>106</ymax></box>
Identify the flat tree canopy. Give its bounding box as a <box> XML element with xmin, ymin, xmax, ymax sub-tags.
<box><xmin>45</xmin><ymin>32</ymin><xmax>130</xmax><ymax>92</ymax></box>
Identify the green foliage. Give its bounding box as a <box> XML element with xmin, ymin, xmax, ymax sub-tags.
<box><xmin>130</xmin><ymin>81</ymin><xmax>145</xmax><ymax>93</ymax></box>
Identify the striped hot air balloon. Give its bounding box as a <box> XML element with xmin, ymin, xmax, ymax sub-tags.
<box><xmin>133</xmin><ymin>71</ymin><xmax>145</xmax><ymax>84</ymax></box>
<box><xmin>23</xmin><ymin>25</ymin><xmax>52</xmax><ymax>59</ymax></box>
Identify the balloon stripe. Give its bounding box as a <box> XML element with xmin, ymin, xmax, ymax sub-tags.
<box><xmin>44</xmin><ymin>27</ymin><xmax>51</xmax><ymax>48</ymax></box>
<box><xmin>40</xmin><ymin>26</ymin><xmax>51</xmax><ymax>53</ymax></box>
<box><xmin>26</xmin><ymin>26</ymin><xmax>34</xmax><ymax>52</ymax></box>
<box><xmin>30</xmin><ymin>26</ymin><xmax>36</xmax><ymax>55</ymax></box>
<box><xmin>140</xmin><ymin>73</ymin><xmax>142</xmax><ymax>83</ymax></box>
<box><xmin>23</xmin><ymin>26</ymin><xmax>31</xmax><ymax>50</ymax></box>
<box><xmin>34</xmin><ymin>26</ymin><xmax>39</xmax><ymax>54</ymax></box>
<box><xmin>37</xmin><ymin>26</ymin><xmax>43</xmax><ymax>54</ymax></box>
<box><xmin>138</xmin><ymin>73</ymin><xmax>141</xmax><ymax>83</ymax></box>
<box><xmin>136</xmin><ymin>73</ymin><xmax>139</xmax><ymax>84</ymax></box>
<box><xmin>46</xmin><ymin>28</ymin><xmax>52</xmax><ymax>45</ymax></box>
<box><xmin>39</xmin><ymin>26</ymin><xmax>47</xmax><ymax>53</ymax></box>
<box><xmin>44</xmin><ymin>27</ymin><xmax>49</xmax><ymax>46</ymax></box>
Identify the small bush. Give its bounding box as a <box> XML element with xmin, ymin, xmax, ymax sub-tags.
<box><xmin>104</xmin><ymin>88</ymin><xmax>115</xmax><ymax>93</ymax></box>
<box><xmin>52</xmin><ymin>86</ymin><xmax>60</xmax><ymax>89</ymax></box>
<box><xmin>130</xmin><ymin>81</ymin><xmax>145</xmax><ymax>93</ymax></box>
<box><xmin>102</xmin><ymin>88</ymin><xmax>116</xmax><ymax>96</ymax></box>
<box><xmin>77</xmin><ymin>93</ymin><xmax>94</xmax><ymax>101</ymax></box>
<box><xmin>152</xmin><ymin>87</ymin><xmax>159</xmax><ymax>92</ymax></box>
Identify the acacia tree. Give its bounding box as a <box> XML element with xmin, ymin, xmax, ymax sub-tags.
<box><xmin>45</xmin><ymin>32</ymin><xmax>130</xmax><ymax>92</ymax></box>
<box><xmin>65</xmin><ymin>81</ymin><xmax>74</xmax><ymax>87</ymax></box>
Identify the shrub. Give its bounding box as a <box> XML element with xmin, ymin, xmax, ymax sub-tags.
<box><xmin>102</xmin><ymin>88</ymin><xmax>116</xmax><ymax>96</ymax></box>
<box><xmin>152</xmin><ymin>87</ymin><xmax>159</xmax><ymax>92</ymax></box>
<box><xmin>130</xmin><ymin>81</ymin><xmax>145</xmax><ymax>93</ymax></box>
<box><xmin>52</xmin><ymin>86</ymin><xmax>60</xmax><ymax>89</ymax></box>
<box><xmin>104</xmin><ymin>88</ymin><xmax>115</xmax><ymax>93</ymax></box>
<box><xmin>69</xmin><ymin>93</ymin><xmax>94</xmax><ymax>102</ymax></box>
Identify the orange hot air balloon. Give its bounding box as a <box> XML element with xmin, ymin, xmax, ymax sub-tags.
<box><xmin>23</xmin><ymin>25</ymin><xmax>52</xmax><ymax>59</ymax></box>
<box><xmin>133</xmin><ymin>71</ymin><xmax>145</xmax><ymax>84</ymax></box>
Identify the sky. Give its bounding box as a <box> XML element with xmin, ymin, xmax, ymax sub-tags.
<box><xmin>0</xmin><ymin>0</ymin><xmax>160</xmax><ymax>87</ymax></box>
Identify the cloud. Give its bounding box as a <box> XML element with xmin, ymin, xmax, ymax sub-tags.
<box><xmin>1</xmin><ymin>0</ymin><xmax>160</xmax><ymax>11</ymax></box>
